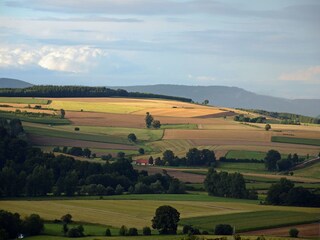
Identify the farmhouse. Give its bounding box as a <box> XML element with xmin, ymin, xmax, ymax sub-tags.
<box><xmin>135</xmin><ymin>159</ymin><xmax>149</xmax><ymax>166</ymax></box>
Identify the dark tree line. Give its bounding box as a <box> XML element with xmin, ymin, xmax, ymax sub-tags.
<box><xmin>204</xmin><ymin>168</ymin><xmax>257</xmax><ymax>199</ymax></box>
<box><xmin>152</xmin><ymin>148</ymin><xmax>216</xmax><ymax>167</ymax></box>
<box><xmin>238</xmin><ymin>109</ymin><xmax>320</xmax><ymax>124</ymax></box>
<box><xmin>234</xmin><ymin>115</ymin><xmax>266</xmax><ymax>123</ymax></box>
<box><xmin>0</xmin><ymin>210</ymin><xmax>44</xmax><ymax>239</ymax></box>
<box><xmin>265</xmin><ymin>150</ymin><xmax>303</xmax><ymax>172</ymax></box>
<box><xmin>0</xmin><ymin>118</ymin><xmax>185</xmax><ymax>197</ymax></box>
<box><xmin>266</xmin><ymin>178</ymin><xmax>320</xmax><ymax>207</ymax></box>
<box><xmin>0</xmin><ymin>86</ymin><xmax>192</xmax><ymax>102</ymax></box>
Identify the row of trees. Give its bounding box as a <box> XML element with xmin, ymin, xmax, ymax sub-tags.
<box><xmin>150</xmin><ymin>148</ymin><xmax>216</xmax><ymax>167</ymax></box>
<box><xmin>0</xmin><ymin>210</ymin><xmax>44</xmax><ymax>239</ymax></box>
<box><xmin>239</xmin><ymin>109</ymin><xmax>320</xmax><ymax>124</ymax></box>
<box><xmin>266</xmin><ymin>178</ymin><xmax>320</xmax><ymax>207</ymax></box>
<box><xmin>0</xmin><ymin>119</ymin><xmax>185</xmax><ymax>197</ymax></box>
<box><xmin>145</xmin><ymin>112</ymin><xmax>161</xmax><ymax>128</ymax></box>
<box><xmin>204</xmin><ymin>168</ymin><xmax>257</xmax><ymax>199</ymax></box>
<box><xmin>265</xmin><ymin>150</ymin><xmax>303</xmax><ymax>172</ymax></box>
<box><xmin>0</xmin><ymin>86</ymin><xmax>192</xmax><ymax>102</ymax></box>
<box><xmin>234</xmin><ymin>115</ymin><xmax>266</xmax><ymax>123</ymax></box>
<box><xmin>53</xmin><ymin>146</ymin><xmax>92</xmax><ymax>158</ymax></box>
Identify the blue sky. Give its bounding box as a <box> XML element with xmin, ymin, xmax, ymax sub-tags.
<box><xmin>0</xmin><ymin>0</ymin><xmax>319</xmax><ymax>98</ymax></box>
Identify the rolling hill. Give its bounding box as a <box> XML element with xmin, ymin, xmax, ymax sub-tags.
<box><xmin>113</xmin><ymin>85</ymin><xmax>320</xmax><ymax>117</ymax></box>
<box><xmin>0</xmin><ymin>78</ymin><xmax>33</xmax><ymax>88</ymax></box>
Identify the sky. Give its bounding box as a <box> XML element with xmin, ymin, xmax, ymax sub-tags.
<box><xmin>0</xmin><ymin>0</ymin><xmax>319</xmax><ymax>99</ymax></box>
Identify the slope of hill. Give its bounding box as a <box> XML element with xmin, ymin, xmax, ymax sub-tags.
<box><xmin>112</xmin><ymin>85</ymin><xmax>320</xmax><ymax>117</ymax></box>
<box><xmin>0</xmin><ymin>78</ymin><xmax>33</xmax><ymax>88</ymax></box>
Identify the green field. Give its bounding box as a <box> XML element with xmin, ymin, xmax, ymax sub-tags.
<box><xmin>55</xmin><ymin>125</ymin><xmax>163</xmax><ymax>142</ymax></box>
<box><xmin>44</xmin><ymin>223</ymin><xmax>118</xmax><ymax>237</ymax></box>
<box><xmin>0</xmin><ymin>112</ymin><xmax>70</xmax><ymax>125</ymax></box>
<box><xmin>24</xmin><ymin>123</ymin><xmax>164</xmax><ymax>146</ymax></box>
<box><xmin>180</xmin><ymin>210</ymin><xmax>319</xmax><ymax>233</ymax></box>
<box><xmin>24</xmin><ymin>125</ymin><xmax>132</xmax><ymax>145</ymax></box>
<box><xmin>0</xmin><ymin>97</ymin><xmax>49</xmax><ymax>104</ymax></box>
<box><xmin>271</xmin><ymin>136</ymin><xmax>320</xmax><ymax>146</ymax></box>
<box><xmin>217</xmin><ymin>162</ymin><xmax>267</xmax><ymax>173</ymax></box>
<box><xmin>294</xmin><ymin>162</ymin><xmax>320</xmax><ymax>179</ymax></box>
<box><xmin>225</xmin><ymin>150</ymin><xmax>266</xmax><ymax>160</ymax></box>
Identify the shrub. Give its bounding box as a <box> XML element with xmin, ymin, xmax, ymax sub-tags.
<box><xmin>105</xmin><ymin>228</ymin><xmax>111</xmax><ymax>236</ymax></box>
<box><xmin>183</xmin><ymin>225</ymin><xmax>193</xmax><ymax>234</ymax></box>
<box><xmin>127</xmin><ymin>133</ymin><xmax>137</xmax><ymax>142</ymax></box>
<box><xmin>289</xmin><ymin>228</ymin><xmax>299</xmax><ymax>238</ymax></box>
<box><xmin>119</xmin><ymin>225</ymin><xmax>128</xmax><ymax>236</ymax></box>
<box><xmin>128</xmin><ymin>227</ymin><xmax>138</xmax><ymax>236</ymax></box>
<box><xmin>138</xmin><ymin>148</ymin><xmax>145</xmax><ymax>154</ymax></box>
<box><xmin>74</xmin><ymin>127</ymin><xmax>80</xmax><ymax>131</ymax></box>
<box><xmin>66</xmin><ymin>225</ymin><xmax>84</xmax><ymax>238</ymax></box>
<box><xmin>214</xmin><ymin>224</ymin><xmax>233</xmax><ymax>235</ymax></box>
<box><xmin>142</xmin><ymin>226</ymin><xmax>151</xmax><ymax>236</ymax></box>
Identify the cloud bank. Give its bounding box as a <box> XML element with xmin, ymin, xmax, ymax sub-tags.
<box><xmin>279</xmin><ymin>66</ymin><xmax>320</xmax><ymax>82</ymax></box>
<box><xmin>0</xmin><ymin>46</ymin><xmax>105</xmax><ymax>73</ymax></box>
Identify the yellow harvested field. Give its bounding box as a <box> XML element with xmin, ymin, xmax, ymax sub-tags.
<box><xmin>47</xmin><ymin>97</ymin><xmax>231</xmax><ymax>117</ymax></box>
<box><xmin>0</xmin><ymin>200</ymin><xmax>248</xmax><ymax>228</ymax></box>
<box><xmin>133</xmin><ymin>107</ymin><xmax>225</xmax><ymax>118</ymax></box>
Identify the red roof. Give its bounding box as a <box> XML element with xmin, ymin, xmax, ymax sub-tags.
<box><xmin>135</xmin><ymin>159</ymin><xmax>149</xmax><ymax>164</ymax></box>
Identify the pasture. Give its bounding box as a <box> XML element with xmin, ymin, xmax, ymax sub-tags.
<box><xmin>180</xmin><ymin>210</ymin><xmax>319</xmax><ymax>233</ymax></box>
<box><xmin>225</xmin><ymin>150</ymin><xmax>266</xmax><ymax>160</ymax></box>
<box><xmin>271</xmin><ymin>136</ymin><xmax>320</xmax><ymax>146</ymax></box>
<box><xmin>0</xmin><ymin>97</ymin><xmax>49</xmax><ymax>104</ymax></box>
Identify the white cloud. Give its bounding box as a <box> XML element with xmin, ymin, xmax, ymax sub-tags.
<box><xmin>0</xmin><ymin>45</ymin><xmax>106</xmax><ymax>73</ymax></box>
<box><xmin>188</xmin><ymin>74</ymin><xmax>215</xmax><ymax>83</ymax></box>
<box><xmin>279</xmin><ymin>66</ymin><xmax>320</xmax><ymax>82</ymax></box>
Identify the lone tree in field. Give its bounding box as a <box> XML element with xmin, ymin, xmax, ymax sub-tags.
<box><xmin>265</xmin><ymin>124</ymin><xmax>271</xmax><ymax>131</ymax></box>
<box><xmin>145</xmin><ymin>112</ymin><xmax>154</xmax><ymax>128</ymax></box>
<box><xmin>60</xmin><ymin>109</ymin><xmax>66</xmax><ymax>119</ymax></box>
<box><xmin>152</xmin><ymin>205</ymin><xmax>180</xmax><ymax>234</ymax></box>
<box><xmin>203</xmin><ymin>99</ymin><xmax>209</xmax><ymax>105</ymax></box>
<box><xmin>128</xmin><ymin>133</ymin><xmax>137</xmax><ymax>142</ymax></box>
<box><xmin>61</xmin><ymin>214</ymin><xmax>72</xmax><ymax>224</ymax></box>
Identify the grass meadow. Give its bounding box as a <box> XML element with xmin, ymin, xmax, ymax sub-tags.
<box><xmin>180</xmin><ymin>210</ymin><xmax>319</xmax><ymax>233</ymax></box>
<box><xmin>271</xmin><ymin>136</ymin><xmax>320</xmax><ymax>146</ymax></box>
<box><xmin>0</xmin><ymin>97</ymin><xmax>49</xmax><ymax>105</ymax></box>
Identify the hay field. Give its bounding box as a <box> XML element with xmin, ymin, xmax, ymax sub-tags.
<box><xmin>48</xmin><ymin>97</ymin><xmax>230</xmax><ymax>118</ymax></box>
<box><xmin>1</xmin><ymin>199</ymin><xmax>319</xmax><ymax>229</ymax></box>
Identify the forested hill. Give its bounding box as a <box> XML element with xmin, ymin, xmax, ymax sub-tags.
<box><xmin>0</xmin><ymin>78</ymin><xmax>33</xmax><ymax>88</ymax></box>
<box><xmin>0</xmin><ymin>85</ymin><xmax>192</xmax><ymax>102</ymax></box>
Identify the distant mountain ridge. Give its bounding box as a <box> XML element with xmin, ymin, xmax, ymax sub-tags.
<box><xmin>0</xmin><ymin>78</ymin><xmax>33</xmax><ymax>88</ymax></box>
<box><xmin>111</xmin><ymin>84</ymin><xmax>320</xmax><ymax>117</ymax></box>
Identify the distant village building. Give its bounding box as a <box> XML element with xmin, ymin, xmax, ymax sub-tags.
<box><xmin>135</xmin><ymin>159</ymin><xmax>149</xmax><ymax>166</ymax></box>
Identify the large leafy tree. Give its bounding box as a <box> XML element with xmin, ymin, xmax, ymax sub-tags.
<box><xmin>145</xmin><ymin>112</ymin><xmax>154</xmax><ymax>128</ymax></box>
<box><xmin>265</xmin><ymin>150</ymin><xmax>281</xmax><ymax>171</ymax></box>
<box><xmin>152</xmin><ymin>205</ymin><xmax>180</xmax><ymax>234</ymax></box>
